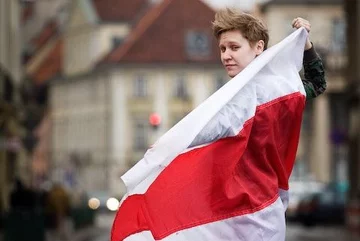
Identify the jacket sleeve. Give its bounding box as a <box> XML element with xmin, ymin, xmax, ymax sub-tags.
<box><xmin>302</xmin><ymin>45</ymin><xmax>327</xmax><ymax>100</ymax></box>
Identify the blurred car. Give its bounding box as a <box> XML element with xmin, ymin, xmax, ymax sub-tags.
<box><xmin>86</xmin><ymin>191</ymin><xmax>120</xmax><ymax>212</ymax></box>
<box><xmin>286</xmin><ymin>180</ymin><xmax>325</xmax><ymax>220</ymax></box>
<box><xmin>295</xmin><ymin>187</ymin><xmax>347</xmax><ymax>226</ymax></box>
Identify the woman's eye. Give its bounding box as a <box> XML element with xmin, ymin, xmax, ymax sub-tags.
<box><xmin>231</xmin><ymin>46</ymin><xmax>239</xmax><ymax>50</ymax></box>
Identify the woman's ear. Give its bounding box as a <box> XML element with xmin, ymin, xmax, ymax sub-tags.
<box><xmin>255</xmin><ymin>40</ymin><xmax>265</xmax><ymax>56</ymax></box>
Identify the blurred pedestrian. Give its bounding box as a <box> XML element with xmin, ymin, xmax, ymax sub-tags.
<box><xmin>9</xmin><ymin>178</ymin><xmax>35</xmax><ymax>210</ymax></box>
<box><xmin>45</xmin><ymin>183</ymin><xmax>71</xmax><ymax>241</ymax></box>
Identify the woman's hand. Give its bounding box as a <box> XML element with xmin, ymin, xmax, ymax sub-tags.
<box><xmin>292</xmin><ymin>17</ymin><xmax>312</xmax><ymax>50</ymax></box>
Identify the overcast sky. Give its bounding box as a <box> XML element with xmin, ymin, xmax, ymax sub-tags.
<box><xmin>204</xmin><ymin>0</ymin><xmax>270</xmax><ymax>10</ymax></box>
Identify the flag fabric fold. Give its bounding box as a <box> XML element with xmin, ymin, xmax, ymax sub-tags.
<box><xmin>112</xmin><ymin>28</ymin><xmax>308</xmax><ymax>241</ymax></box>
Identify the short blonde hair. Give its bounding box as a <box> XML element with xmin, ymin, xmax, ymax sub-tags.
<box><xmin>212</xmin><ymin>8</ymin><xmax>269</xmax><ymax>50</ymax></box>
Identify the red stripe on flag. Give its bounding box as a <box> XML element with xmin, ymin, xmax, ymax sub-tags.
<box><xmin>112</xmin><ymin>92</ymin><xmax>305</xmax><ymax>241</ymax></box>
<box><xmin>111</xmin><ymin>195</ymin><xmax>149</xmax><ymax>240</ymax></box>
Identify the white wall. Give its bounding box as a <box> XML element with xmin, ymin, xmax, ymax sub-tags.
<box><xmin>64</xmin><ymin>24</ymin><xmax>130</xmax><ymax>76</ymax></box>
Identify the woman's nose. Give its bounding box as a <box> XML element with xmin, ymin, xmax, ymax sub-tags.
<box><xmin>222</xmin><ymin>50</ymin><xmax>232</xmax><ymax>61</ymax></box>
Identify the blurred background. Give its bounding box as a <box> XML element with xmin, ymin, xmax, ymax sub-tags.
<box><xmin>1</xmin><ymin>0</ymin><xmax>360</xmax><ymax>240</ymax></box>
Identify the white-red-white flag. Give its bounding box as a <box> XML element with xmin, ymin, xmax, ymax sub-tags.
<box><xmin>111</xmin><ymin>28</ymin><xmax>308</xmax><ymax>241</ymax></box>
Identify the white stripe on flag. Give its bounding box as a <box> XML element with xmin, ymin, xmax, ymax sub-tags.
<box><xmin>124</xmin><ymin>197</ymin><xmax>286</xmax><ymax>241</ymax></box>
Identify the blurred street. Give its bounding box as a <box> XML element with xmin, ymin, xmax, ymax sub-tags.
<box><xmin>89</xmin><ymin>212</ymin><xmax>114</xmax><ymax>241</ymax></box>
<box><xmin>78</xmin><ymin>212</ymin><xmax>113</xmax><ymax>241</ymax></box>
<box><xmin>286</xmin><ymin>224</ymin><xmax>359</xmax><ymax>241</ymax></box>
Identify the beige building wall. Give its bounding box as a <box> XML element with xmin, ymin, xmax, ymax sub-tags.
<box><xmin>51</xmin><ymin>75</ymin><xmax>110</xmax><ymax>192</ymax></box>
<box><xmin>64</xmin><ymin>27</ymin><xmax>99</xmax><ymax>76</ymax></box>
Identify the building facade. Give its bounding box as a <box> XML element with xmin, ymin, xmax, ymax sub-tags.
<box><xmin>50</xmin><ymin>0</ymin><xmax>227</xmax><ymax>196</ymax></box>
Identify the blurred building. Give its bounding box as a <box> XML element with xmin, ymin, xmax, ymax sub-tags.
<box><xmin>24</xmin><ymin>17</ymin><xmax>63</xmax><ymax>188</ymax></box>
<box><xmin>0</xmin><ymin>0</ymin><xmax>22</xmax><ymax>211</ymax></box>
<box><xmin>18</xmin><ymin>0</ymin><xmax>70</xmax><ymax>191</ymax></box>
<box><xmin>49</xmin><ymin>0</ymin><xmax>226</xmax><ymax>196</ymax></box>
<box><xmin>261</xmin><ymin>0</ymin><xmax>347</xmax><ymax>185</ymax></box>
<box><xmin>21</xmin><ymin>0</ymin><xmax>68</xmax><ymax>51</ymax></box>
<box><xmin>345</xmin><ymin>0</ymin><xmax>360</xmax><ymax>234</ymax></box>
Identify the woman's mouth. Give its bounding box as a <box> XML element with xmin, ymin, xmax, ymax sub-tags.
<box><xmin>225</xmin><ymin>64</ymin><xmax>237</xmax><ymax>69</ymax></box>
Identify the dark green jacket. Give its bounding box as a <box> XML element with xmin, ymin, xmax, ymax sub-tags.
<box><xmin>302</xmin><ymin>45</ymin><xmax>326</xmax><ymax>99</ymax></box>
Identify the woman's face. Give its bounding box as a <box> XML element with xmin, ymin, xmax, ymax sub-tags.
<box><xmin>219</xmin><ymin>30</ymin><xmax>264</xmax><ymax>78</ymax></box>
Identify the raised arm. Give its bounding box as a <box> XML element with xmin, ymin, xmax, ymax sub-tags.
<box><xmin>292</xmin><ymin>17</ymin><xmax>327</xmax><ymax>99</ymax></box>
<box><xmin>302</xmin><ymin>45</ymin><xmax>326</xmax><ymax>99</ymax></box>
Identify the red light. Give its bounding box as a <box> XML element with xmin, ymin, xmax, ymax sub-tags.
<box><xmin>149</xmin><ymin>113</ymin><xmax>161</xmax><ymax>126</ymax></box>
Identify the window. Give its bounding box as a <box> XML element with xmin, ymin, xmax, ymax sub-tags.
<box><xmin>329</xmin><ymin>93</ymin><xmax>348</xmax><ymax>183</ymax></box>
<box><xmin>185</xmin><ymin>31</ymin><xmax>211</xmax><ymax>58</ymax></box>
<box><xmin>214</xmin><ymin>75</ymin><xmax>227</xmax><ymax>91</ymax></box>
<box><xmin>133</xmin><ymin>119</ymin><xmax>148</xmax><ymax>150</ymax></box>
<box><xmin>174</xmin><ymin>74</ymin><xmax>188</xmax><ymax>99</ymax></box>
<box><xmin>133</xmin><ymin>74</ymin><xmax>147</xmax><ymax>97</ymax></box>
<box><xmin>329</xmin><ymin>93</ymin><xmax>348</xmax><ymax>142</ymax></box>
<box><xmin>331</xmin><ymin>18</ymin><xmax>346</xmax><ymax>53</ymax></box>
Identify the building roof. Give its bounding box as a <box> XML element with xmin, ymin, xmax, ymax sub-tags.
<box><xmin>101</xmin><ymin>0</ymin><xmax>221</xmax><ymax>65</ymax></box>
<box><xmin>30</xmin><ymin>20</ymin><xmax>59</xmax><ymax>52</ymax></box>
<box><xmin>32</xmin><ymin>39</ymin><xmax>63</xmax><ymax>86</ymax></box>
<box><xmin>91</xmin><ymin>0</ymin><xmax>149</xmax><ymax>22</ymax></box>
